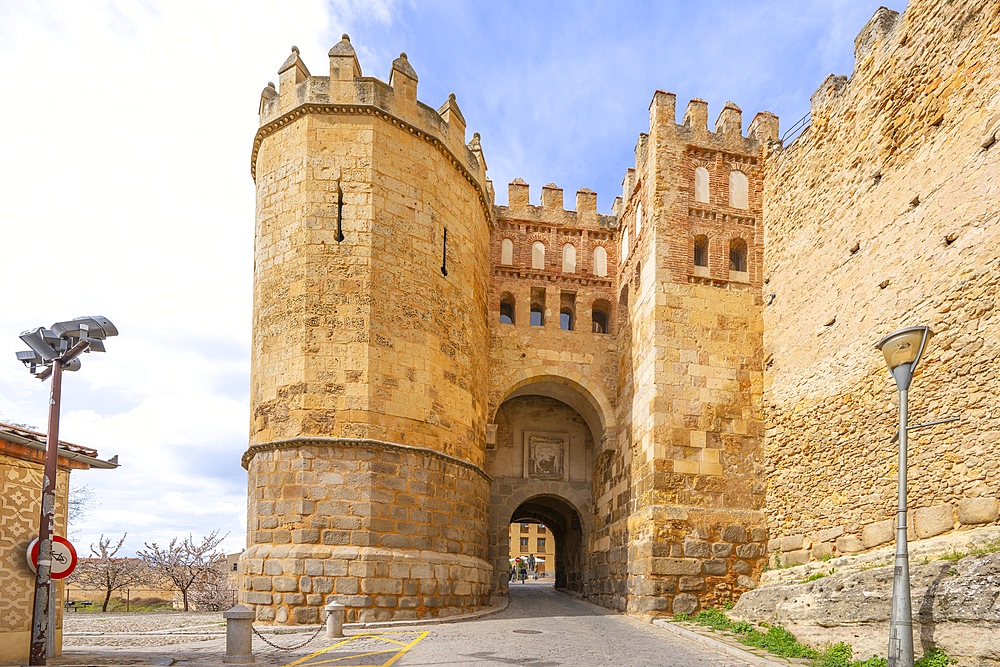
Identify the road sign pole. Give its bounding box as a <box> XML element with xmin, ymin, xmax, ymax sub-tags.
<box><xmin>29</xmin><ymin>357</ymin><xmax>63</xmax><ymax>666</ymax></box>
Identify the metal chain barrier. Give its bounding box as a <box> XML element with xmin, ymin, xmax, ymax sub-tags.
<box><xmin>250</xmin><ymin>612</ymin><xmax>329</xmax><ymax>651</ymax></box>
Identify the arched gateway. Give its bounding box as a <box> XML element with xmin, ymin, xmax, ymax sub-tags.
<box><xmin>485</xmin><ymin>373</ymin><xmax>614</xmax><ymax>596</ymax></box>
<box><xmin>244</xmin><ymin>37</ymin><xmax>769</xmax><ymax>626</ymax></box>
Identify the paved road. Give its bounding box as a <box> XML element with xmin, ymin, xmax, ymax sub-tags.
<box><xmin>50</xmin><ymin>584</ymin><xmax>761</xmax><ymax>667</ymax></box>
<box><xmin>297</xmin><ymin>582</ymin><xmax>759</xmax><ymax>667</ymax></box>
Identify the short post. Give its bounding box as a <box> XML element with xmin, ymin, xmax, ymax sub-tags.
<box><xmin>223</xmin><ymin>605</ymin><xmax>256</xmax><ymax>664</ymax></box>
<box><xmin>325</xmin><ymin>601</ymin><xmax>346</xmax><ymax>639</ymax></box>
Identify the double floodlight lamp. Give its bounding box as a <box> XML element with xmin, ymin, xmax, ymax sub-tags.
<box><xmin>16</xmin><ymin>316</ymin><xmax>118</xmax><ymax>378</ymax></box>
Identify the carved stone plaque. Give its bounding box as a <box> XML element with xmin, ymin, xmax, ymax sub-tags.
<box><xmin>526</xmin><ymin>433</ymin><xmax>566</xmax><ymax>479</ymax></box>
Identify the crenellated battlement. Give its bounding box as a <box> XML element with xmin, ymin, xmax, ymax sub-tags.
<box><xmin>495</xmin><ymin>178</ymin><xmax>617</xmax><ymax>230</ymax></box>
<box><xmin>252</xmin><ymin>36</ymin><xmax>488</xmax><ymax>198</ymax></box>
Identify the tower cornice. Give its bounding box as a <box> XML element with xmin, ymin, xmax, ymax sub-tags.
<box><xmin>251</xmin><ymin>102</ymin><xmax>494</xmax><ymax>228</ymax></box>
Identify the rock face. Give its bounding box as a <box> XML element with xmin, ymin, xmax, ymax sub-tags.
<box><xmin>733</xmin><ymin>552</ymin><xmax>1000</xmax><ymax>666</ymax></box>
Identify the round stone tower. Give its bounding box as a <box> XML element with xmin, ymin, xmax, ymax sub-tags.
<box><xmin>242</xmin><ymin>37</ymin><xmax>494</xmax><ymax>624</ymax></box>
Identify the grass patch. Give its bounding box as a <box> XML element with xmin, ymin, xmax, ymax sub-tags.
<box><xmin>675</xmin><ymin>608</ymin><xmax>957</xmax><ymax>667</ymax></box>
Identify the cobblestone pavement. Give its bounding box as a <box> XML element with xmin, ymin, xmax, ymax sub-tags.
<box><xmin>35</xmin><ymin>583</ymin><xmax>766</xmax><ymax>666</ymax></box>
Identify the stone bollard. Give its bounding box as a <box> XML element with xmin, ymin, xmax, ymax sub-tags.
<box><xmin>325</xmin><ymin>601</ymin><xmax>346</xmax><ymax>639</ymax></box>
<box><xmin>223</xmin><ymin>604</ymin><xmax>256</xmax><ymax>664</ymax></box>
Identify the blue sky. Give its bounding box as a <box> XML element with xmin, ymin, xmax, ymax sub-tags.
<box><xmin>0</xmin><ymin>0</ymin><xmax>906</xmax><ymax>556</ymax></box>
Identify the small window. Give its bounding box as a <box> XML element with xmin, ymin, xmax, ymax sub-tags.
<box><xmin>530</xmin><ymin>287</ymin><xmax>545</xmax><ymax>326</ymax></box>
<box><xmin>729</xmin><ymin>170</ymin><xmax>748</xmax><ymax>209</ymax></box>
<box><xmin>520</xmin><ymin>537</ymin><xmax>529</xmax><ymax>549</ymax></box>
<box><xmin>560</xmin><ymin>310</ymin><xmax>573</xmax><ymax>330</ymax></box>
<box><xmin>520</xmin><ymin>523</ymin><xmax>530</xmax><ymax>533</ymax></box>
<box><xmin>500</xmin><ymin>294</ymin><xmax>515</xmax><ymax>325</ymax></box>
<box><xmin>590</xmin><ymin>299</ymin><xmax>611</xmax><ymax>333</ymax></box>
<box><xmin>537</xmin><ymin>525</ymin><xmax>546</xmax><ymax>534</ymax></box>
<box><xmin>593</xmin><ymin>246</ymin><xmax>608</xmax><ymax>277</ymax></box>
<box><xmin>501</xmin><ymin>238</ymin><xmax>514</xmax><ymax>265</ymax></box>
<box><xmin>729</xmin><ymin>238</ymin><xmax>748</xmax><ymax>272</ymax></box>
<box><xmin>537</xmin><ymin>538</ymin><xmax>546</xmax><ymax>551</ymax></box>
<box><xmin>232</xmin><ymin>563</ymin><xmax>238</xmax><ymax>572</ymax></box>
<box><xmin>592</xmin><ymin>311</ymin><xmax>607</xmax><ymax>334</ymax></box>
<box><xmin>562</xmin><ymin>243</ymin><xmax>576</xmax><ymax>273</ymax></box>
<box><xmin>621</xmin><ymin>225</ymin><xmax>629</xmax><ymax>262</ymax></box>
<box><xmin>694</xmin><ymin>235</ymin><xmax>709</xmax><ymax>267</ymax></box>
<box><xmin>560</xmin><ymin>291</ymin><xmax>576</xmax><ymax>331</ymax></box>
<box><xmin>531</xmin><ymin>241</ymin><xmax>545</xmax><ymax>269</ymax></box>
<box><xmin>695</xmin><ymin>167</ymin><xmax>709</xmax><ymax>203</ymax></box>
<box><xmin>635</xmin><ymin>202</ymin><xmax>642</xmax><ymax>238</ymax></box>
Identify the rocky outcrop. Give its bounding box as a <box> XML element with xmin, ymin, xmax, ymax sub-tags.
<box><xmin>732</xmin><ymin>529</ymin><xmax>1000</xmax><ymax>665</ymax></box>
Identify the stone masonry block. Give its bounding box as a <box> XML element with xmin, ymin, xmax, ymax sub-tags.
<box><xmin>836</xmin><ymin>535</ymin><xmax>864</xmax><ymax>553</ymax></box>
<box><xmin>863</xmin><ymin>519</ymin><xmax>895</xmax><ymax>549</ymax></box>
<box><xmin>684</xmin><ymin>540</ymin><xmax>710</xmax><ymax>558</ymax></box>
<box><xmin>651</xmin><ymin>558</ymin><xmax>702</xmax><ymax>576</ymax></box>
<box><xmin>735</xmin><ymin>544</ymin><xmax>759</xmax><ymax>558</ymax></box>
<box><xmin>273</xmin><ymin>576</ymin><xmax>298</xmax><ymax>592</ymax></box>
<box><xmin>814</xmin><ymin>526</ymin><xmax>845</xmax><ymax>543</ymax></box>
<box><xmin>711</xmin><ymin>542</ymin><xmax>733</xmax><ymax>558</ymax></box>
<box><xmin>721</xmin><ymin>526</ymin><xmax>747</xmax><ymax>543</ymax></box>
<box><xmin>811</xmin><ymin>542</ymin><xmax>834</xmax><ymax>560</ymax></box>
<box><xmin>914</xmin><ymin>504</ymin><xmax>955</xmax><ymax>539</ymax></box>
<box><xmin>780</xmin><ymin>534</ymin><xmax>803</xmax><ymax>552</ymax></box>
<box><xmin>702</xmin><ymin>559</ymin><xmax>727</xmax><ymax>576</ymax></box>
<box><xmin>678</xmin><ymin>576</ymin><xmax>706</xmax><ymax>592</ymax></box>
<box><xmin>672</xmin><ymin>593</ymin><xmax>699</xmax><ymax>615</ymax></box>
<box><xmin>736</xmin><ymin>575</ymin><xmax>756</xmax><ymax>590</ymax></box>
<box><xmin>957</xmin><ymin>497</ymin><xmax>999</xmax><ymax>525</ymax></box>
<box><xmin>781</xmin><ymin>550</ymin><xmax>808</xmax><ymax>567</ymax></box>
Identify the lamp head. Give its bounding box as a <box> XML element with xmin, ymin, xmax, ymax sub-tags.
<box><xmin>877</xmin><ymin>326</ymin><xmax>933</xmax><ymax>390</ymax></box>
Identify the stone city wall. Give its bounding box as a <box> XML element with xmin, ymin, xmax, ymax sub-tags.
<box><xmin>762</xmin><ymin>0</ymin><xmax>1000</xmax><ymax>566</ymax></box>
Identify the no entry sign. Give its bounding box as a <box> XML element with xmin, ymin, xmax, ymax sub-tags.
<box><xmin>27</xmin><ymin>536</ymin><xmax>78</xmax><ymax>579</ymax></box>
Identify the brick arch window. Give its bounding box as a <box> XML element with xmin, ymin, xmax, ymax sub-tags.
<box><xmin>694</xmin><ymin>235</ymin><xmax>709</xmax><ymax>268</ymax></box>
<box><xmin>531</xmin><ymin>241</ymin><xmax>546</xmax><ymax>270</ymax></box>
<box><xmin>500</xmin><ymin>292</ymin><xmax>515</xmax><ymax>324</ymax></box>
<box><xmin>591</xmin><ymin>298</ymin><xmax>611</xmax><ymax>334</ymax></box>
<box><xmin>562</xmin><ymin>243</ymin><xmax>576</xmax><ymax>273</ymax></box>
<box><xmin>501</xmin><ymin>238</ymin><xmax>514</xmax><ymax>265</ymax></box>
<box><xmin>729</xmin><ymin>238</ymin><xmax>748</xmax><ymax>273</ymax></box>
<box><xmin>593</xmin><ymin>246</ymin><xmax>608</xmax><ymax>277</ymax></box>
<box><xmin>729</xmin><ymin>170</ymin><xmax>748</xmax><ymax>209</ymax></box>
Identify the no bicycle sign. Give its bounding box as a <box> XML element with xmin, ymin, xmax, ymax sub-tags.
<box><xmin>26</xmin><ymin>536</ymin><xmax>78</xmax><ymax>579</ymax></box>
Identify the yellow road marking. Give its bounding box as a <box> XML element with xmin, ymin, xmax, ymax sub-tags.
<box><xmin>281</xmin><ymin>631</ymin><xmax>429</xmax><ymax>667</ymax></box>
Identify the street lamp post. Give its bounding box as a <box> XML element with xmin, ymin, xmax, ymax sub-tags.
<box><xmin>876</xmin><ymin>325</ymin><xmax>934</xmax><ymax>667</ymax></box>
<box><xmin>15</xmin><ymin>316</ymin><xmax>118</xmax><ymax>666</ymax></box>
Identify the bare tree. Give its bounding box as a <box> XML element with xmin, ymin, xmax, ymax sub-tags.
<box><xmin>137</xmin><ymin>530</ymin><xmax>228</xmax><ymax>611</ymax></box>
<box><xmin>68</xmin><ymin>533</ymin><xmax>143</xmax><ymax>612</ymax></box>
<box><xmin>188</xmin><ymin>563</ymin><xmax>237</xmax><ymax>611</ymax></box>
<box><xmin>67</xmin><ymin>484</ymin><xmax>95</xmax><ymax>539</ymax></box>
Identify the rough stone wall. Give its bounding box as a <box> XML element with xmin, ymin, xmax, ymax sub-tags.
<box><xmin>242</xmin><ymin>443</ymin><xmax>490</xmax><ymax>623</ymax></box>
<box><xmin>621</xmin><ymin>92</ymin><xmax>775</xmax><ymax>616</ymax></box>
<box><xmin>0</xmin><ymin>446</ymin><xmax>71</xmax><ymax>662</ymax></box>
<box><xmin>246</xmin><ymin>38</ymin><xmax>493</xmax><ymax>623</ymax></box>
<box><xmin>762</xmin><ymin>0</ymin><xmax>1000</xmax><ymax>565</ymax></box>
